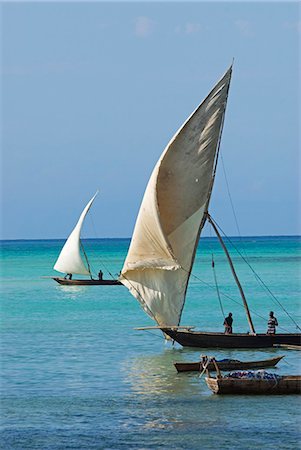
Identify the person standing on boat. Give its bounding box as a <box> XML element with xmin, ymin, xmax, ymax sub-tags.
<box><xmin>64</xmin><ymin>273</ymin><xmax>72</xmax><ymax>280</ymax></box>
<box><xmin>267</xmin><ymin>311</ymin><xmax>278</xmax><ymax>334</ymax></box>
<box><xmin>98</xmin><ymin>270</ymin><xmax>103</xmax><ymax>280</ymax></box>
<box><xmin>224</xmin><ymin>313</ymin><xmax>233</xmax><ymax>334</ymax></box>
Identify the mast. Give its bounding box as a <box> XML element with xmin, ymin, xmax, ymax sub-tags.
<box><xmin>207</xmin><ymin>214</ymin><xmax>256</xmax><ymax>335</ymax></box>
<box><xmin>80</xmin><ymin>241</ymin><xmax>93</xmax><ymax>280</ymax></box>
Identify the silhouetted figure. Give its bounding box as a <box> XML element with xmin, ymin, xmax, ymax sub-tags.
<box><xmin>224</xmin><ymin>313</ymin><xmax>233</xmax><ymax>334</ymax></box>
<box><xmin>98</xmin><ymin>270</ymin><xmax>103</xmax><ymax>280</ymax></box>
<box><xmin>267</xmin><ymin>311</ymin><xmax>278</xmax><ymax>334</ymax></box>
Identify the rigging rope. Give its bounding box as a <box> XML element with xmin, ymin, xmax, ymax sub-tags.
<box><xmin>84</xmin><ymin>213</ymin><xmax>118</xmax><ymax>280</ymax></box>
<box><xmin>187</xmin><ymin>268</ymin><xmax>292</xmax><ymax>333</ymax></box>
<box><xmin>221</xmin><ymin>152</ymin><xmax>291</xmax><ymax>318</ymax></box>
<box><xmin>220</xmin><ymin>154</ymin><xmax>246</xmax><ymax>256</ymax></box>
<box><xmin>209</xmin><ymin>215</ymin><xmax>301</xmax><ymax>331</ymax></box>
<box><xmin>211</xmin><ymin>254</ymin><xmax>225</xmax><ymax>318</ymax></box>
<box><xmin>121</xmin><ymin>253</ymin><xmax>292</xmax><ymax>333</ymax></box>
<box><xmin>207</xmin><ymin>223</ymin><xmax>226</xmax><ymax>319</ymax></box>
<box><xmin>218</xmin><ymin>154</ymin><xmax>300</xmax><ymax>332</ymax></box>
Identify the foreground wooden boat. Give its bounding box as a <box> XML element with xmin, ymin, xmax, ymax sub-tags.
<box><xmin>174</xmin><ymin>355</ymin><xmax>284</xmax><ymax>373</ymax></box>
<box><xmin>206</xmin><ymin>374</ymin><xmax>301</xmax><ymax>395</ymax></box>
<box><xmin>53</xmin><ymin>277</ymin><xmax>122</xmax><ymax>286</ymax></box>
<box><xmin>161</xmin><ymin>328</ymin><xmax>301</xmax><ymax>348</ymax></box>
<box><xmin>204</xmin><ymin>358</ymin><xmax>301</xmax><ymax>395</ymax></box>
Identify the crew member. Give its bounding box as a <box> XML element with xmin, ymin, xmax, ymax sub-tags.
<box><xmin>267</xmin><ymin>311</ymin><xmax>278</xmax><ymax>334</ymax></box>
<box><xmin>224</xmin><ymin>313</ymin><xmax>233</xmax><ymax>334</ymax></box>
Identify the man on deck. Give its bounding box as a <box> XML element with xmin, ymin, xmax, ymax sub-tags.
<box><xmin>224</xmin><ymin>313</ymin><xmax>233</xmax><ymax>334</ymax></box>
<box><xmin>267</xmin><ymin>311</ymin><xmax>278</xmax><ymax>334</ymax></box>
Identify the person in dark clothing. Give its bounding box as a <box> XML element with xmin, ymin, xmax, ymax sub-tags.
<box><xmin>98</xmin><ymin>270</ymin><xmax>103</xmax><ymax>280</ymax></box>
<box><xmin>267</xmin><ymin>311</ymin><xmax>278</xmax><ymax>334</ymax></box>
<box><xmin>64</xmin><ymin>273</ymin><xmax>72</xmax><ymax>280</ymax></box>
<box><xmin>224</xmin><ymin>313</ymin><xmax>233</xmax><ymax>334</ymax></box>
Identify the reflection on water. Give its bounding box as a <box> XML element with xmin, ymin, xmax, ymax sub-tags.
<box><xmin>119</xmin><ymin>345</ymin><xmax>300</xmax><ymax>439</ymax></box>
<box><xmin>55</xmin><ymin>285</ymin><xmax>90</xmax><ymax>299</ymax></box>
<box><xmin>121</xmin><ymin>348</ymin><xmax>204</xmax><ymax>397</ymax></box>
<box><xmin>121</xmin><ymin>345</ymin><xmax>294</xmax><ymax>401</ymax></box>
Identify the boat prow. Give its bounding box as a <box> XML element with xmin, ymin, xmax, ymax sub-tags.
<box><xmin>52</xmin><ymin>277</ymin><xmax>122</xmax><ymax>286</ymax></box>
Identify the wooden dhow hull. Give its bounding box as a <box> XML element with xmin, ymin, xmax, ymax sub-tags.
<box><xmin>205</xmin><ymin>375</ymin><xmax>301</xmax><ymax>395</ymax></box>
<box><xmin>174</xmin><ymin>355</ymin><xmax>284</xmax><ymax>373</ymax></box>
<box><xmin>53</xmin><ymin>277</ymin><xmax>122</xmax><ymax>286</ymax></box>
<box><xmin>162</xmin><ymin>329</ymin><xmax>301</xmax><ymax>348</ymax></box>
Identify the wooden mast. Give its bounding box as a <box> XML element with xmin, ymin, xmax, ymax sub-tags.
<box><xmin>207</xmin><ymin>214</ymin><xmax>256</xmax><ymax>335</ymax></box>
<box><xmin>80</xmin><ymin>241</ymin><xmax>93</xmax><ymax>280</ymax></box>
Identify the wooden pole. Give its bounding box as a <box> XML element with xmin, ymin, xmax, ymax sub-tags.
<box><xmin>207</xmin><ymin>214</ymin><xmax>256</xmax><ymax>335</ymax></box>
<box><xmin>212</xmin><ymin>358</ymin><xmax>222</xmax><ymax>379</ymax></box>
<box><xmin>80</xmin><ymin>241</ymin><xmax>93</xmax><ymax>280</ymax></box>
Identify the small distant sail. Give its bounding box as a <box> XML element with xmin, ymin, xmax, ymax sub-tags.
<box><xmin>120</xmin><ymin>66</ymin><xmax>232</xmax><ymax>327</ymax></box>
<box><xmin>54</xmin><ymin>192</ymin><xmax>98</xmax><ymax>275</ymax></box>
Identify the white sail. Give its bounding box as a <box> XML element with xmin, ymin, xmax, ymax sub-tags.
<box><xmin>53</xmin><ymin>192</ymin><xmax>98</xmax><ymax>275</ymax></box>
<box><xmin>121</xmin><ymin>67</ymin><xmax>232</xmax><ymax>327</ymax></box>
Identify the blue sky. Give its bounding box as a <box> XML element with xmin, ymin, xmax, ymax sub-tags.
<box><xmin>1</xmin><ymin>2</ymin><xmax>300</xmax><ymax>239</ymax></box>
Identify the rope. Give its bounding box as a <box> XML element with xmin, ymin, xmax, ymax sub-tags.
<box><xmin>209</xmin><ymin>216</ymin><xmax>301</xmax><ymax>332</ymax></box>
<box><xmin>81</xmin><ymin>239</ymin><xmax>117</xmax><ymax>280</ymax></box>
<box><xmin>218</xmin><ymin>154</ymin><xmax>299</xmax><ymax>331</ymax></box>
<box><xmin>139</xmin><ymin>329</ymin><xmax>166</xmax><ymax>340</ymax></box>
<box><xmin>80</xmin><ymin>241</ymin><xmax>92</xmax><ymax>279</ymax></box>
<box><xmin>220</xmin><ymin>154</ymin><xmax>247</xmax><ymax>259</ymax></box>
<box><xmin>188</xmin><ymin>269</ymin><xmax>292</xmax><ymax>333</ymax></box>
<box><xmin>82</xmin><ymin>213</ymin><xmax>119</xmax><ymax>280</ymax></box>
<box><xmin>211</xmin><ymin>254</ymin><xmax>225</xmax><ymax>318</ymax></box>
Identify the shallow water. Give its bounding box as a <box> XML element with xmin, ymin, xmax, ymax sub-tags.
<box><xmin>1</xmin><ymin>237</ymin><xmax>301</xmax><ymax>449</ymax></box>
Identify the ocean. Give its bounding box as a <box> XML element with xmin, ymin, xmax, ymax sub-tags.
<box><xmin>1</xmin><ymin>236</ymin><xmax>301</xmax><ymax>449</ymax></box>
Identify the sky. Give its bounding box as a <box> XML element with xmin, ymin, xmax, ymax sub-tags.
<box><xmin>1</xmin><ymin>1</ymin><xmax>300</xmax><ymax>239</ymax></box>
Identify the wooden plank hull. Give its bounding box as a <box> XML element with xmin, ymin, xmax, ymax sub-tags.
<box><xmin>174</xmin><ymin>355</ymin><xmax>284</xmax><ymax>373</ymax></box>
<box><xmin>53</xmin><ymin>277</ymin><xmax>122</xmax><ymax>286</ymax></box>
<box><xmin>205</xmin><ymin>375</ymin><xmax>301</xmax><ymax>395</ymax></box>
<box><xmin>162</xmin><ymin>329</ymin><xmax>301</xmax><ymax>348</ymax></box>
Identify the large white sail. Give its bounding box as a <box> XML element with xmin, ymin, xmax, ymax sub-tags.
<box><xmin>54</xmin><ymin>192</ymin><xmax>98</xmax><ymax>275</ymax></box>
<box><xmin>121</xmin><ymin>66</ymin><xmax>232</xmax><ymax>326</ymax></box>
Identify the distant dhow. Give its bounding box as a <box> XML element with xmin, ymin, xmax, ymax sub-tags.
<box><xmin>53</xmin><ymin>192</ymin><xmax>121</xmax><ymax>286</ymax></box>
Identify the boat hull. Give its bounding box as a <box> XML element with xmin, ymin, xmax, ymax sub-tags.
<box><xmin>53</xmin><ymin>277</ymin><xmax>122</xmax><ymax>286</ymax></box>
<box><xmin>205</xmin><ymin>375</ymin><xmax>301</xmax><ymax>395</ymax></box>
<box><xmin>162</xmin><ymin>329</ymin><xmax>301</xmax><ymax>348</ymax></box>
<box><xmin>174</xmin><ymin>355</ymin><xmax>284</xmax><ymax>373</ymax></box>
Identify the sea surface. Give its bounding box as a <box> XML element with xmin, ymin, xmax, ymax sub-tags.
<box><xmin>1</xmin><ymin>236</ymin><xmax>301</xmax><ymax>449</ymax></box>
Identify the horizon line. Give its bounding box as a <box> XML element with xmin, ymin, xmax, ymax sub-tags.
<box><xmin>1</xmin><ymin>234</ymin><xmax>300</xmax><ymax>243</ymax></box>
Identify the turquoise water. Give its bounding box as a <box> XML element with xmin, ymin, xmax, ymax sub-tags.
<box><xmin>1</xmin><ymin>237</ymin><xmax>301</xmax><ymax>449</ymax></box>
